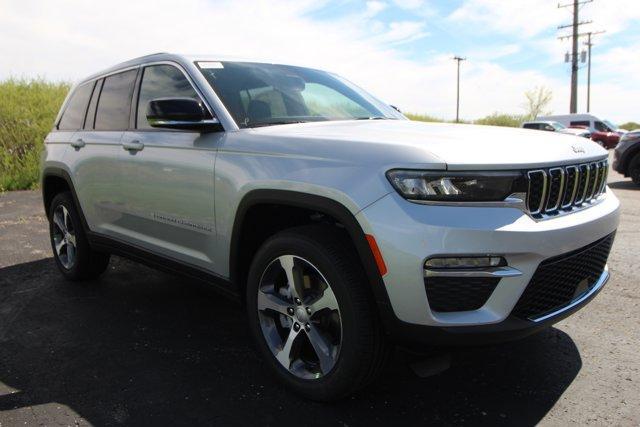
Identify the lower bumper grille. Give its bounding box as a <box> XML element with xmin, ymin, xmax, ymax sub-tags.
<box><xmin>425</xmin><ymin>277</ymin><xmax>499</xmax><ymax>312</ymax></box>
<box><xmin>512</xmin><ymin>232</ymin><xmax>615</xmax><ymax>320</ymax></box>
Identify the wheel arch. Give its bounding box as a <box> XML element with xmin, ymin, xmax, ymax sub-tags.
<box><xmin>41</xmin><ymin>167</ymin><xmax>90</xmax><ymax>232</ymax></box>
<box><xmin>230</xmin><ymin>190</ymin><xmax>393</xmax><ymax>319</ymax></box>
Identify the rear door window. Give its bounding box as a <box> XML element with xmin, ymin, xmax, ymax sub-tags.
<box><xmin>136</xmin><ymin>65</ymin><xmax>206</xmax><ymax>129</ymax></box>
<box><xmin>58</xmin><ymin>82</ymin><xmax>95</xmax><ymax>130</ymax></box>
<box><xmin>95</xmin><ymin>70</ymin><xmax>137</xmax><ymax>131</ymax></box>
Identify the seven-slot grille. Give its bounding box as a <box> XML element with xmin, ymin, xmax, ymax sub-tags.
<box><xmin>526</xmin><ymin>160</ymin><xmax>608</xmax><ymax>216</ymax></box>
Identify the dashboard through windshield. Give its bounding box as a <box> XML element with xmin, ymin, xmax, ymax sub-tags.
<box><xmin>196</xmin><ymin>61</ymin><xmax>402</xmax><ymax>128</ymax></box>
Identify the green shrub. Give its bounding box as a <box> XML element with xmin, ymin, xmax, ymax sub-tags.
<box><xmin>473</xmin><ymin>112</ymin><xmax>523</xmax><ymax>128</ymax></box>
<box><xmin>404</xmin><ymin>113</ymin><xmax>446</xmax><ymax>123</ymax></box>
<box><xmin>0</xmin><ymin>79</ymin><xmax>70</xmax><ymax>192</ymax></box>
<box><xmin>619</xmin><ymin>122</ymin><xmax>640</xmax><ymax>131</ymax></box>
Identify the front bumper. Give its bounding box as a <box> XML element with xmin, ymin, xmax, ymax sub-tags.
<box><xmin>357</xmin><ymin>188</ymin><xmax>620</xmax><ymax>345</ymax></box>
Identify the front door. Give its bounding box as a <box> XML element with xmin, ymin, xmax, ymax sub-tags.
<box><xmin>117</xmin><ymin>64</ymin><xmax>221</xmax><ymax>271</ymax></box>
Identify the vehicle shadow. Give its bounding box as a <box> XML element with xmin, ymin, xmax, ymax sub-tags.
<box><xmin>607</xmin><ymin>180</ymin><xmax>639</xmax><ymax>190</ymax></box>
<box><xmin>0</xmin><ymin>257</ymin><xmax>582</xmax><ymax>426</ymax></box>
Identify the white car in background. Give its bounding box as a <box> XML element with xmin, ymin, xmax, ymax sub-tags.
<box><xmin>521</xmin><ymin>120</ymin><xmax>591</xmax><ymax>138</ymax></box>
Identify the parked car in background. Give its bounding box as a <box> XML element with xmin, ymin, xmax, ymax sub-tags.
<box><xmin>569</xmin><ymin>125</ymin><xmax>619</xmax><ymax>149</ymax></box>
<box><xmin>521</xmin><ymin>121</ymin><xmax>591</xmax><ymax>138</ymax></box>
<box><xmin>558</xmin><ymin>127</ymin><xmax>592</xmax><ymax>138</ymax></box>
<box><xmin>521</xmin><ymin>120</ymin><xmax>566</xmax><ymax>131</ymax></box>
<box><xmin>537</xmin><ymin>114</ymin><xmax>626</xmax><ymax>135</ymax></box>
<box><xmin>613</xmin><ymin>129</ymin><xmax>640</xmax><ymax>186</ymax></box>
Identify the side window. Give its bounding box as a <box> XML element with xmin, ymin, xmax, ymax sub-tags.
<box><xmin>523</xmin><ymin>123</ymin><xmax>536</xmax><ymax>129</ymax></box>
<box><xmin>136</xmin><ymin>65</ymin><xmax>205</xmax><ymax>129</ymax></box>
<box><xmin>58</xmin><ymin>82</ymin><xmax>94</xmax><ymax>130</ymax></box>
<box><xmin>95</xmin><ymin>70</ymin><xmax>137</xmax><ymax>131</ymax></box>
<box><xmin>570</xmin><ymin>120</ymin><xmax>590</xmax><ymax>127</ymax></box>
<box><xmin>83</xmin><ymin>79</ymin><xmax>103</xmax><ymax>129</ymax></box>
<box><xmin>594</xmin><ymin>121</ymin><xmax>608</xmax><ymax>132</ymax></box>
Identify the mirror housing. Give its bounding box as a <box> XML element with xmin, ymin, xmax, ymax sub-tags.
<box><xmin>146</xmin><ymin>98</ymin><xmax>222</xmax><ymax>132</ymax></box>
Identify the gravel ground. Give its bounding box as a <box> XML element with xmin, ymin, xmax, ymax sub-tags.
<box><xmin>0</xmin><ymin>152</ymin><xmax>638</xmax><ymax>426</ymax></box>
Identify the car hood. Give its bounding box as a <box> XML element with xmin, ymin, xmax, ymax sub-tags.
<box><xmin>248</xmin><ymin>119</ymin><xmax>607</xmax><ymax>170</ymax></box>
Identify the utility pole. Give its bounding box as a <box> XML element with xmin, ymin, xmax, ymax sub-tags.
<box><xmin>452</xmin><ymin>56</ymin><xmax>465</xmax><ymax>123</ymax></box>
<box><xmin>558</xmin><ymin>0</ymin><xmax>593</xmax><ymax>113</ymax></box>
<box><xmin>584</xmin><ymin>30</ymin><xmax>605</xmax><ymax>112</ymax></box>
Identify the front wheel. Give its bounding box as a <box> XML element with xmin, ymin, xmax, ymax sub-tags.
<box><xmin>246</xmin><ymin>225</ymin><xmax>389</xmax><ymax>401</ymax></box>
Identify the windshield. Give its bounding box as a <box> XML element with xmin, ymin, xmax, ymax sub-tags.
<box><xmin>603</xmin><ymin>120</ymin><xmax>617</xmax><ymax>131</ymax></box>
<box><xmin>196</xmin><ymin>61</ymin><xmax>403</xmax><ymax>128</ymax></box>
<box><xmin>551</xmin><ymin>121</ymin><xmax>566</xmax><ymax>130</ymax></box>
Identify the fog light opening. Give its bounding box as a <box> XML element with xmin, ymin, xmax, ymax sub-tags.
<box><xmin>425</xmin><ymin>256</ymin><xmax>507</xmax><ymax>270</ymax></box>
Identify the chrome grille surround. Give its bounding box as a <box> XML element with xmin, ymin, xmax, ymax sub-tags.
<box><xmin>526</xmin><ymin>159</ymin><xmax>608</xmax><ymax>219</ymax></box>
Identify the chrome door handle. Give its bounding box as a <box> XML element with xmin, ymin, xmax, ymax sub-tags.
<box><xmin>70</xmin><ymin>138</ymin><xmax>85</xmax><ymax>149</ymax></box>
<box><xmin>122</xmin><ymin>140</ymin><xmax>144</xmax><ymax>152</ymax></box>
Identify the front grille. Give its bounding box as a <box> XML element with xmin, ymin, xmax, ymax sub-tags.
<box><xmin>526</xmin><ymin>160</ymin><xmax>608</xmax><ymax>217</ymax></box>
<box><xmin>425</xmin><ymin>277</ymin><xmax>499</xmax><ymax>312</ymax></box>
<box><xmin>512</xmin><ymin>232</ymin><xmax>615</xmax><ymax>320</ymax></box>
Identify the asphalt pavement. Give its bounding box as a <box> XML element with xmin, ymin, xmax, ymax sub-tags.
<box><xmin>0</xmin><ymin>152</ymin><xmax>638</xmax><ymax>426</ymax></box>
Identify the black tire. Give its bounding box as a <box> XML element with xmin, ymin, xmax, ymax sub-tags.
<box><xmin>246</xmin><ymin>225</ymin><xmax>390</xmax><ymax>401</ymax></box>
<box><xmin>48</xmin><ymin>191</ymin><xmax>110</xmax><ymax>281</ymax></box>
<box><xmin>629</xmin><ymin>154</ymin><xmax>640</xmax><ymax>186</ymax></box>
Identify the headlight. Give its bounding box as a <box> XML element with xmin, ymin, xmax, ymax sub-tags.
<box><xmin>386</xmin><ymin>170</ymin><xmax>526</xmax><ymax>202</ymax></box>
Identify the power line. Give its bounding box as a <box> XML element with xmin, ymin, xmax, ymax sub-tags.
<box><xmin>452</xmin><ymin>56</ymin><xmax>466</xmax><ymax>123</ymax></box>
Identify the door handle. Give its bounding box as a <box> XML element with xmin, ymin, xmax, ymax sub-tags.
<box><xmin>70</xmin><ymin>138</ymin><xmax>85</xmax><ymax>149</ymax></box>
<box><xmin>122</xmin><ymin>140</ymin><xmax>144</xmax><ymax>152</ymax></box>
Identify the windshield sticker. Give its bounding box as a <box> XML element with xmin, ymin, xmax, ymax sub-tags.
<box><xmin>198</xmin><ymin>61</ymin><xmax>224</xmax><ymax>69</ymax></box>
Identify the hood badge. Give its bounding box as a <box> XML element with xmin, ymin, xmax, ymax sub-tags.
<box><xmin>572</xmin><ymin>145</ymin><xmax>586</xmax><ymax>154</ymax></box>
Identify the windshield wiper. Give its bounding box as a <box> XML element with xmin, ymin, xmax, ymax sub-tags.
<box><xmin>354</xmin><ymin>116</ymin><xmax>388</xmax><ymax>120</ymax></box>
<box><xmin>246</xmin><ymin>120</ymin><xmax>307</xmax><ymax>128</ymax></box>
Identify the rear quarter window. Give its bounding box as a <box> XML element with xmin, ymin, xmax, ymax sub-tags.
<box><xmin>95</xmin><ymin>69</ymin><xmax>137</xmax><ymax>131</ymax></box>
<box><xmin>58</xmin><ymin>82</ymin><xmax>95</xmax><ymax>130</ymax></box>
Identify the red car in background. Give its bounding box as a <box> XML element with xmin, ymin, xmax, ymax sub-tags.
<box><xmin>569</xmin><ymin>125</ymin><xmax>619</xmax><ymax>149</ymax></box>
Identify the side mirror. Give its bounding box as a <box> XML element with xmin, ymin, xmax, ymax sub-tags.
<box><xmin>146</xmin><ymin>98</ymin><xmax>222</xmax><ymax>132</ymax></box>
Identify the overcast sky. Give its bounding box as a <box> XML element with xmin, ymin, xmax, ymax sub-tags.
<box><xmin>1</xmin><ymin>0</ymin><xmax>638</xmax><ymax>122</ymax></box>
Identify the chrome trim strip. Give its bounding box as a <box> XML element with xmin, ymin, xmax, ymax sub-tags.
<box><xmin>530</xmin><ymin>266</ymin><xmax>609</xmax><ymax>323</ymax></box>
<box><xmin>546</xmin><ymin>167</ymin><xmax>564</xmax><ymax>212</ymax></box>
<box><xmin>587</xmin><ymin>162</ymin><xmax>599</xmax><ymax>200</ymax></box>
<box><xmin>424</xmin><ymin>266</ymin><xmax>523</xmax><ymax>278</ymax></box>
<box><xmin>527</xmin><ymin>170</ymin><xmax>547</xmax><ymax>215</ymax></box>
<box><xmin>562</xmin><ymin>165</ymin><xmax>579</xmax><ymax>208</ymax></box>
<box><xmin>575</xmin><ymin>163</ymin><xmax>590</xmax><ymax>204</ymax></box>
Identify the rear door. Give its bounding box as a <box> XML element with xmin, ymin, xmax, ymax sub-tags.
<box><xmin>70</xmin><ymin>69</ymin><xmax>138</xmax><ymax>236</ymax></box>
<box><xmin>118</xmin><ymin>63</ymin><xmax>222</xmax><ymax>271</ymax></box>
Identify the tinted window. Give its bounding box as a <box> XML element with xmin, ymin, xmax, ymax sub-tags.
<box><xmin>83</xmin><ymin>79</ymin><xmax>103</xmax><ymax>129</ymax></box>
<box><xmin>58</xmin><ymin>82</ymin><xmax>94</xmax><ymax>130</ymax></box>
<box><xmin>523</xmin><ymin>123</ymin><xmax>537</xmax><ymax>129</ymax></box>
<box><xmin>594</xmin><ymin>121</ymin><xmax>608</xmax><ymax>132</ymax></box>
<box><xmin>570</xmin><ymin>120</ymin><xmax>590</xmax><ymax>127</ymax></box>
<box><xmin>95</xmin><ymin>70</ymin><xmax>137</xmax><ymax>130</ymax></box>
<box><xmin>136</xmin><ymin>65</ymin><xmax>203</xmax><ymax>129</ymax></box>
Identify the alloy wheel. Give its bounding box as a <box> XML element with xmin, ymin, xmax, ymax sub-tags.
<box><xmin>257</xmin><ymin>255</ymin><xmax>342</xmax><ymax>379</ymax></box>
<box><xmin>52</xmin><ymin>205</ymin><xmax>77</xmax><ymax>269</ymax></box>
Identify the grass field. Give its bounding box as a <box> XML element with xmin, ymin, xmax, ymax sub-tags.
<box><xmin>0</xmin><ymin>79</ymin><xmax>70</xmax><ymax>192</ymax></box>
<box><xmin>0</xmin><ymin>79</ymin><xmax>637</xmax><ymax>191</ymax></box>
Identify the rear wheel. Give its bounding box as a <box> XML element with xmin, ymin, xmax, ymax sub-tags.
<box><xmin>49</xmin><ymin>192</ymin><xmax>110</xmax><ymax>281</ymax></box>
<box><xmin>246</xmin><ymin>225</ymin><xmax>389</xmax><ymax>401</ymax></box>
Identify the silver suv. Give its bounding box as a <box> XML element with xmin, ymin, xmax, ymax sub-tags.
<box><xmin>41</xmin><ymin>53</ymin><xmax>620</xmax><ymax>400</ymax></box>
